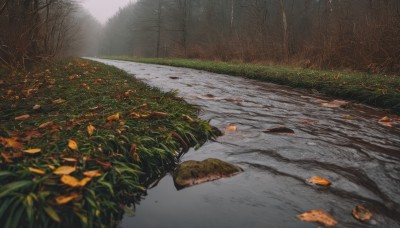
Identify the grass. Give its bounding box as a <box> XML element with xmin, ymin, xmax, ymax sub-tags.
<box><xmin>102</xmin><ymin>56</ymin><xmax>400</xmax><ymax>114</ymax></box>
<box><xmin>0</xmin><ymin>59</ymin><xmax>217</xmax><ymax>227</ymax></box>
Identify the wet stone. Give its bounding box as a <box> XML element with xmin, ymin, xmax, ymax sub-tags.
<box><xmin>173</xmin><ymin>158</ymin><xmax>242</xmax><ymax>189</ymax></box>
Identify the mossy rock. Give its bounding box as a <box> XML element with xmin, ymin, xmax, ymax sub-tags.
<box><xmin>173</xmin><ymin>158</ymin><xmax>242</xmax><ymax>189</ymax></box>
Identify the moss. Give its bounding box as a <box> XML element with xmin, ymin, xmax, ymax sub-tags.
<box><xmin>174</xmin><ymin>158</ymin><xmax>242</xmax><ymax>189</ymax></box>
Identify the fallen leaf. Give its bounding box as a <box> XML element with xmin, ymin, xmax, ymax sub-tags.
<box><xmin>1</xmin><ymin>152</ymin><xmax>13</xmax><ymax>163</ymax></box>
<box><xmin>296</xmin><ymin>210</ymin><xmax>337</xmax><ymax>227</ymax></box>
<box><xmin>48</xmin><ymin>165</ymin><xmax>55</xmax><ymax>170</ymax></box>
<box><xmin>321</xmin><ymin>100</ymin><xmax>349</xmax><ymax>108</ymax></box>
<box><xmin>378</xmin><ymin>116</ymin><xmax>396</xmax><ymax>127</ymax></box>
<box><xmin>23</xmin><ymin>148</ymin><xmax>41</xmax><ymax>154</ymax></box>
<box><xmin>342</xmin><ymin>114</ymin><xmax>356</xmax><ymax>120</ymax></box>
<box><xmin>378</xmin><ymin>121</ymin><xmax>395</xmax><ymax>127</ymax></box>
<box><xmin>54</xmin><ymin>166</ymin><xmax>76</xmax><ymax>175</ymax></box>
<box><xmin>225</xmin><ymin>124</ymin><xmax>237</xmax><ymax>132</ymax></box>
<box><xmin>60</xmin><ymin>175</ymin><xmax>91</xmax><ymax>188</ymax></box>
<box><xmin>307</xmin><ymin>176</ymin><xmax>331</xmax><ymax>186</ymax></box>
<box><xmin>87</xmin><ymin>125</ymin><xmax>96</xmax><ymax>136</ymax></box>
<box><xmin>39</xmin><ymin>121</ymin><xmax>54</xmax><ymax>129</ymax></box>
<box><xmin>263</xmin><ymin>127</ymin><xmax>294</xmax><ymax>134</ymax></box>
<box><xmin>379</xmin><ymin>116</ymin><xmax>390</xmax><ymax>122</ymax></box>
<box><xmin>33</xmin><ymin>104</ymin><xmax>41</xmax><ymax>110</ymax></box>
<box><xmin>62</xmin><ymin>157</ymin><xmax>78</xmax><ymax>162</ymax></box>
<box><xmin>15</xmin><ymin>114</ymin><xmax>30</xmax><ymax>120</ymax></box>
<box><xmin>28</xmin><ymin>167</ymin><xmax>46</xmax><ymax>175</ymax></box>
<box><xmin>52</xmin><ymin>98</ymin><xmax>66</xmax><ymax>104</ymax></box>
<box><xmin>68</xmin><ymin>139</ymin><xmax>78</xmax><ymax>150</ymax></box>
<box><xmin>182</xmin><ymin>114</ymin><xmax>193</xmax><ymax>121</ymax></box>
<box><xmin>0</xmin><ymin>137</ymin><xmax>23</xmax><ymax>150</ymax></box>
<box><xmin>107</xmin><ymin>113</ymin><xmax>120</xmax><ymax>121</ymax></box>
<box><xmin>55</xmin><ymin>193</ymin><xmax>79</xmax><ymax>205</ymax></box>
<box><xmin>83</xmin><ymin>170</ymin><xmax>102</xmax><ymax>177</ymax></box>
<box><xmin>352</xmin><ymin>205</ymin><xmax>373</xmax><ymax>222</ymax></box>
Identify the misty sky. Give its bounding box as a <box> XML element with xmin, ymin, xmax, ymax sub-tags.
<box><xmin>79</xmin><ymin>0</ymin><xmax>133</xmax><ymax>24</ymax></box>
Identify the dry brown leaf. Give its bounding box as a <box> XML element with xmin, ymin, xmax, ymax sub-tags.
<box><xmin>23</xmin><ymin>148</ymin><xmax>41</xmax><ymax>154</ymax></box>
<box><xmin>107</xmin><ymin>113</ymin><xmax>120</xmax><ymax>121</ymax></box>
<box><xmin>55</xmin><ymin>193</ymin><xmax>79</xmax><ymax>205</ymax></box>
<box><xmin>28</xmin><ymin>167</ymin><xmax>46</xmax><ymax>175</ymax></box>
<box><xmin>52</xmin><ymin>98</ymin><xmax>66</xmax><ymax>104</ymax></box>
<box><xmin>296</xmin><ymin>210</ymin><xmax>337</xmax><ymax>227</ymax></box>
<box><xmin>307</xmin><ymin>176</ymin><xmax>331</xmax><ymax>186</ymax></box>
<box><xmin>54</xmin><ymin>166</ymin><xmax>76</xmax><ymax>175</ymax></box>
<box><xmin>225</xmin><ymin>124</ymin><xmax>237</xmax><ymax>132</ymax></box>
<box><xmin>39</xmin><ymin>121</ymin><xmax>54</xmax><ymax>129</ymax></box>
<box><xmin>1</xmin><ymin>152</ymin><xmax>13</xmax><ymax>163</ymax></box>
<box><xmin>68</xmin><ymin>139</ymin><xmax>78</xmax><ymax>150</ymax></box>
<box><xmin>83</xmin><ymin>170</ymin><xmax>102</xmax><ymax>177</ymax></box>
<box><xmin>33</xmin><ymin>104</ymin><xmax>41</xmax><ymax>110</ymax></box>
<box><xmin>321</xmin><ymin>100</ymin><xmax>349</xmax><ymax>108</ymax></box>
<box><xmin>352</xmin><ymin>205</ymin><xmax>373</xmax><ymax>222</ymax></box>
<box><xmin>87</xmin><ymin>125</ymin><xmax>96</xmax><ymax>136</ymax></box>
<box><xmin>15</xmin><ymin>114</ymin><xmax>30</xmax><ymax>120</ymax></box>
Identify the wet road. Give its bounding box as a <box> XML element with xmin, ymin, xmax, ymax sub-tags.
<box><xmin>88</xmin><ymin>58</ymin><xmax>400</xmax><ymax>228</ymax></box>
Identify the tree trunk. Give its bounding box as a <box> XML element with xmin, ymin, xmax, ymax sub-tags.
<box><xmin>280</xmin><ymin>0</ymin><xmax>289</xmax><ymax>62</ymax></box>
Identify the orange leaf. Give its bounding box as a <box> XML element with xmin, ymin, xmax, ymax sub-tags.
<box><xmin>225</xmin><ymin>124</ymin><xmax>237</xmax><ymax>132</ymax></box>
<box><xmin>87</xmin><ymin>125</ymin><xmax>96</xmax><ymax>136</ymax></box>
<box><xmin>39</xmin><ymin>121</ymin><xmax>54</xmax><ymax>129</ymax></box>
<box><xmin>52</xmin><ymin>98</ymin><xmax>66</xmax><ymax>104</ymax></box>
<box><xmin>296</xmin><ymin>210</ymin><xmax>337</xmax><ymax>227</ymax></box>
<box><xmin>23</xmin><ymin>148</ymin><xmax>41</xmax><ymax>154</ymax></box>
<box><xmin>55</xmin><ymin>193</ymin><xmax>79</xmax><ymax>205</ymax></box>
<box><xmin>28</xmin><ymin>167</ymin><xmax>46</xmax><ymax>175</ymax></box>
<box><xmin>379</xmin><ymin>116</ymin><xmax>390</xmax><ymax>122</ymax></box>
<box><xmin>107</xmin><ymin>113</ymin><xmax>120</xmax><ymax>121</ymax></box>
<box><xmin>60</xmin><ymin>175</ymin><xmax>92</xmax><ymax>188</ymax></box>
<box><xmin>352</xmin><ymin>205</ymin><xmax>373</xmax><ymax>222</ymax></box>
<box><xmin>15</xmin><ymin>114</ymin><xmax>30</xmax><ymax>120</ymax></box>
<box><xmin>68</xmin><ymin>139</ymin><xmax>78</xmax><ymax>150</ymax></box>
<box><xmin>307</xmin><ymin>176</ymin><xmax>331</xmax><ymax>186</ymax></box>
<box><xmin>62</xmin><ymin>157</ymin><xmax>78</xmax><ymax>162</ymax></box>
<box><xmin>83</xmin><ymin>170</ymin><xmax>102</xmax><ymax>177</ymax></box>
<box><xmin>0</xmin><ymin>137</ymin><xmax>23</xmax><ymax>150</ymax></box>
<box><xmin>54</xmin><ymin>166</ymin><xmax>76</xmax><ymax>175</ymax></box>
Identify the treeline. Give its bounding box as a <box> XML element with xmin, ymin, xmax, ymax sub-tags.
<box><xmin>100</xmin><ymin>0</ymin><xmax>400</xmax><ymax>74</ymax></box>
<box><xmin>0</xmin><ymin>0</ymin><xmax>101</xmax><ymax>69</ymax></box>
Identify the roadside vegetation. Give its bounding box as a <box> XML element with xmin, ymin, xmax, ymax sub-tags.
<box><xmin>0</xmin><ymin>59</ymin><xmax>217</xmax><ymax>227</ymax></box>
<box><xmin>102</xmin><ymin>56</ymin><xmax>400</xmax><ymax>114</ymax></box>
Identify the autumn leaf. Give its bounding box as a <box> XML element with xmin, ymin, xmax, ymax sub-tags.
<box><xmin>0</xmin><ymin>137</ymin><xmax>23</xmax><ymax>150</ymax></box>
<box><xmin>53</xmin><ymin>166</ymin><xmax>76</xmax><ymax>175</ymax></box>
<box><xmin>307</xmin><ymin>176</ymin><xmax>331</xmax><ymax>186</ymax></box>
<box><xmin>321</xmin><ymin>100</ymin><xmax>349</xmax><ymax>108</ymax></box>
<box><xmin>225</xmin><ymin>124</ymin><xmax>237</xmax><ymax>132</ymax></box>
<box><xmin>15</xmin><ymin>114</ymin><xmax>30</xmax><ymax>120</ymax></box>
<box><xmin>68</xmin><ymin>139</ymin><xmax>78</xmax><ymax>150</ymax></box>
<box><xmin>83</xmin><ymin>170</ymin><xmax>102</xmax><ymax>177</ymax></box>
<box><xmin>296</xmin><ymin>210</ymin><xmax>337</xmax><ymax>227</ymax></box>
<box><xmin>352</xmin><ymin>205</ymin><xmax>373</xmax><ymax>222</ymax></box>
<box><xmin>52</xmin><ymin>98</ymin><xmax>66</xmax><ymax>104</ymax></box>
<box><xmin>23</xmin><ymin>148</ymin><xmax>41</xmax><ymax>154</ymax></box>
<box><xmin>60</xmin><ymin>175</ymin><xmax>91</xmax><ymax>188</ymax></box>
<box><xmin>39</xmin><ymin>121</ymin><xmax>54</xmax><ymax>129</ymax></box>
<box><xmin>28</xmin><ymin>167</ymin><xmax>46</xmax><ymax>175</ymax></box>
<box><xmin>55</xmin><ymin>193</ymin><xmax>79</xmax><ymax>205</ymax></box>
<box><xmin>87</xmin><ymin>125</ymin><xmax>96</xmax><ymax>136</ymax></box>
<box><xmin>1</xmin><ymin>152</ymin><xmax>13</xmax><ymax>163</ymax></box>
<box><xmin>62</xmin><ymin>158</ymin><xmax>78</xmax><ymax>162</ymax></box>
<box><xmin>378</xmin><ymin>116</ymin><xmax>395</xmax><ymax>127</ymax></box>
<box><xmin>107</xmin><ymin>113</ymin><xmax>120</xmax><ymax>121</ymax></box>
<box><xmin>33</xmin><ymin>104</ymin><xmax>41</xmax><ymax>110</ymax></box>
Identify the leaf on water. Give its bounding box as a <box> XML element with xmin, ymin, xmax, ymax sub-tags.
<box><xmin>60</xmin><ymin>175</ymin><xmax>91</xmax><ymax>188</ymax></box>
<box><xmin>28</xmin><ymin>167</ymin><xmax>46</xmax><ymax>175</ymax></box>
<box><xmin>39</xmin><ymin>121</ymin><xmax>54</xmax><ymax>129</ymax></box>
<box><xmin>379</xmin><ymin>116</ymin><xmax>390</xmax><ymax>122</ymax></box>
<box><xmin>55</xmin><ymin>193</ymin><xmax>79</xmax><ymax>205</ymax></box>
<box><xmin>107</xmin><ymin>113</ymin><xmax>120</xmax><ymax>121</ymax></box>
<box><xmin>68</xmin><ymin>139</ymin><xmax>78</xmax><ymax>150</ymax></box>
<box><xmin>307</xmin><ymin>176</ymin><xmax>331</xmax><ymax>186</ymax></box>
<box><xmin>342</xmin><ymin>114</ymin><xmax>356</xmax><ymax>120</ymax></box>
<box><xmin>15</xmin><ymin>114</ymin><xmax>30</xmax><ymax>120</ymax></box>
<box><xmin>296</xmin><ymin>210</ymin><xmax>337</xmax><ymax>227</ymax></box>
<box><xmin>23</xmin><ymin>148</ymin><xmax>41</xmax><ymax>154</ymax></box>
<box><xmin>263</xmin><ymin>127</ymin><xmax>295</xmax><ymax>134</ymax></box>
<box><xmin>321</xmin><ymin>100</ymin><xmax>349</xmax><ymax>108</ymax></box>
<box><xmin>83</xmin><ymin>170</ymin><xmax>102</xmax><ymax>177</ymax></box>
<box><xmin>378</xmin><ymin>116</ymin><xmax>396</xmax><ymax>127</ymax></box>
<box><xmin>53</xmin><ymin>166</ymin><xmax>76</xmax><ymax>175</ymax></box>
<box><xmin>87</xmin><ymin>125</ymin><xmax>96</xmax><ymax>136</ymax></box>
<box><xmin>352</xmin><ymin>205</ymin><xmax>373</xmax><ymax>222</ymax></box>
<box><xmin>225</xmin><ymin>124</ymin><xmax>237</xmax><ymax>132</ymax></box>
<box><xmin>52</xmin><ymin>98</ymin><xmax>66</xmax><ymax>104</ymax></box>
<box><xmin>0</xmin><ymin>137</ymin><xmax>23</xmax><ymax>150</ymax></box>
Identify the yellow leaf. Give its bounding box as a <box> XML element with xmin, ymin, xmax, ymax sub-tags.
<box><xmin>0</xmin><ymin>137</ymin><xmax>23</xmax><ymax>150</ymax></box>
<box><xmin>297</xmin><ymin>210</ymin><xmax>337</xmax><ymax>227</ymax></box>
<box><xmin>87</xmin><ymin>125</ymin><xmax>96</xmax><ymax>136</ymax></box>
<box><xmin>352</xmin><ymin>205</ymin><xmax>373</xmax><ymax>222</ymax></box>
<box><xmin>53</xmin><ymin>166</ymin><xmax>76</xmax><ymax>175</ymax></box>
<box><xmin>28</xmin><ymin>167</ymin><xmax>46</xmax><ymax>175</ymax></box>
<box><xmin>307</xmin><ymin>176</ymin><xmax>331</xmax><ymax>186</ymax></box>
<box><xmin>60</xmin><ymin>175</ymin><xmax>92</xmax><ymax>188</ymax></box>
<box><xmin>48</xmin><ymin>165</ymin><xmax>55</xmax><ymax>170</ymax></box>
<box><xmin>182</xmin><ymin>114</ymin><xmax>193</xmax><ymax>121</ymax></box>
<box><xmin>15</xmin><ymin>114</ymin><xmax>30</xmax><ymax>120</ymax></box>
<box><xmin>107</xmin><ymin>113</ymin><xmax>120</xmax><ymax>121</ymax></box>
<box><xmin>79</xmin><ymin>177</ymin><xmax>92</xmax><ymax>187</ymax></box>
<box><xmin>83</xmin><ymin>170</ymin><xmax>102</xmax><ymax>177</ymax></box>
<box><xmin>23</xmin><ymin>148</ymin><xmax>41</xmax><ymax>154</ymax></box>
<box><xmin>68</xmin><ymin>139</ymin><xmax>78</xmax><ymax>150</ymax></box>
<box><xmin>55</xmin><ymin>193</ymin><xmax>79</xmax><ymax>205</ymax></box>
<box><xmin>379</xmin><ymin>116</ymin><xmax>390</xmax><ymax>122</ymax></box>
<box><xmin>62</xmin><ymin>157</ymin><xmax>78</xmax><ymax>162</ymax></box>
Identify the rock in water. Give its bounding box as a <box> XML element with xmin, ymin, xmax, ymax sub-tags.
<box><xmin>173</xmin><ymin>158</ymin><xmax>242</xmax><ymax>189</ymax></box>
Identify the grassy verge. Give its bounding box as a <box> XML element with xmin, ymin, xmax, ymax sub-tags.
<box><xmin>0</xmin><ymin>59</ymin><xmax>217</xmax><ymax>227</ymax></box>
<box><xmin>102</xmin><ymin>56</ymin><xmax>400</xmax><ymax>114</ymax></box>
